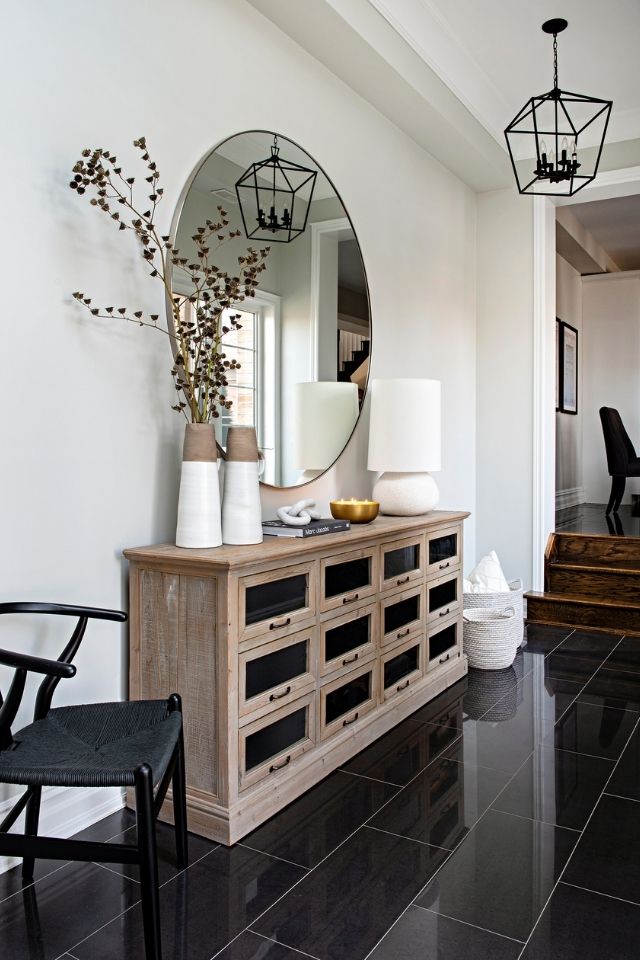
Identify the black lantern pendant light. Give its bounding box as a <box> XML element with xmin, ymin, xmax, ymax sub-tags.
<box><xmin>235</xmin><ymin>135</ymin><xmax>318</xmax><ymax>243</ymax></box>
<box><xmin>504</xmin><ymin>19</ymin><xmax>612</xmax><ymax>196</ymax></box>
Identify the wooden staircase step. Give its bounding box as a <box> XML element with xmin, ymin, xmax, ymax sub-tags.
<box><xmin>550</xmin><ymin>532</ymin><xmax>640</xmax><ymax>567</ymax></box>
<box><xmin>525</xmin><ymin>590</ymin><xmax>640</xmax><ymax>636</ymax></box>
<box><xmin>546</xmin><ymin>564</ymin><xmax>640</xmax><ymax>605</ymax></box>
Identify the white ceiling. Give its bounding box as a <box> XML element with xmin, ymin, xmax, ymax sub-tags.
<box><xmin>368</xmin><ymin>0</ymin><xmax>640</xmax><ymax>149</ymax></box>
<box><xmin>249</xmin><ymin>0</ymin><xmax>640</xmax><ymax>192</ymax></box>
<box><xmin>569</xmin><ymin>195</ymin><xmax>640</xmax><ymax>271</ymax></box>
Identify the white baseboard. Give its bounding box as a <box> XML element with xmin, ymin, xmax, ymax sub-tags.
<box><xmin>555</xmin><ymin>486</ymin><xmax>586</xmax><ymax>511</ymax></box>
<box><xmin>0</xmin><ymin>785</ymin><xmax>125</xmax><ymax>875</ymax></box>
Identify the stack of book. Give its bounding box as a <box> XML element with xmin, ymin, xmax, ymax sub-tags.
<box><xmin>261</xmin><ymin>518</ymin><xmax>350</xmax><ymax>538</ymax></box>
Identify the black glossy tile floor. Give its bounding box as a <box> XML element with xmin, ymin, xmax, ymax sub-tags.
<box><xmin>2</xmin><ymin>623</ymin><xmax>640</xmax><ymax>959</ymax></box>
<box><xmin>556</xmin><ymin>502</ymin><xmax>640</xmax><ymax>536</ymax></box>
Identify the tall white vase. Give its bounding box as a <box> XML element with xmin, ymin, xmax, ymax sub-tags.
<box><xmin>176</xmin><ymin>423</ymin><xmax>222</xmax><ymax>548</ymax></box>
<box><xmin>222</xmin><ymin>426</ymin><xmax>263</xmax><ymax>545</ymax></box>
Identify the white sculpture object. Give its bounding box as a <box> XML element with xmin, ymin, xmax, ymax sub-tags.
<box><xmin>277</xmin><ymin>499</ymin><xmax>321</xmax><ymax>526</ymax></box>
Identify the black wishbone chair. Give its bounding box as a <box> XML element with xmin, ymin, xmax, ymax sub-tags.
<box><xmin>0</xmin><ymin>602</ymin><xmax>188</xmax><ymax>960</ymax></box>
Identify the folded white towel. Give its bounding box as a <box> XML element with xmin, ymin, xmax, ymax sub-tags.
<box><xmin>464</xmin><ymin>550</ymin><xmax>511</xmax><ymax>594</ymax></box>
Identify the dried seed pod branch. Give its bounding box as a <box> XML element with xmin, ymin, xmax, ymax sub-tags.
<box><xmin>70</xmin><ymin>137</ymin><xmax>270</xmax><ymax>422</ymax></box>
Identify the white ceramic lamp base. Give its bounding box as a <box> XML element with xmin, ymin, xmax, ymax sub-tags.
<box><xmin>222</xmin><ymin>461</ymin><xmax>263</xmax><ymax>545</ymax></box>
<box><xmin>372</xmin><ymin>471</ymin><xmax>439</xmax><ymax>516</ymax></box>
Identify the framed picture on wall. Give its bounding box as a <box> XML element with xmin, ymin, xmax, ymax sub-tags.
<box><xmin>555</xmin><ymin>318</ymin><xmax>562</xmax><ymax>411</ymax></box>
<box><xmin>559</xmin><ymin>320</ymin><xmax>578</xmax><ymax>415</ymax></box>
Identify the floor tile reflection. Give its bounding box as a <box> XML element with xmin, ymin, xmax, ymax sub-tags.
<box><xmin>341</xmin><ymin>717</ymin><xmax>461</xmax><ymax>786</ymax></box>
<box><xmin>72</xmin><ymin>844</ymin><xmax>305</xmax><ymax>960</ymax></box>
<box><xmin>368</xmin><ymin>745</ymin><xmax>510</xmax><ymax>847</ymax></box>
<box><xmin>492</xmin><ymin>745</ymin><xmax>614</xmax><ymax>830</ymax></box>
<box><xmin>215</xmin><ymin>931</ymin><xmax>316</xmax><ymax>959</ymax></box>
<box><xmin>563</xmin><ymin>794</ymin><xmax>640</xmax><ymax>904</ymax></box>
<box><xmin>521</xmin><ymin>623</ymin><xmax>573</xmax><ymax>656</ymax></box>
<box><xmin>244</xmin><ymin>769</ymin><xmax>398</xmax><ymax>869</ymax></box>
<box><xmin>414</xmin><ymin>808</ymin><xmax>578</xmax><ymax>942</ymax></box>
<box><xmin>521</xmin><ymin>882</ymin><xmax>640</xmax><ymax>960</ymax></box>
<box><xmin>547</xmin><ymin>699</ymin><xmax>638</xmax><ymax>760</ymax></box>
<box><xmin>605</xmin><ymin>636</ymin><xmax>640</xmax><ymax>677</ymax></box>
<box><xmin>607</xmin><ymin>722</ymin><xmax>640</xmax><ymax>801</ymax></box>
<box><xmin>577</xmin><ymin>666</ymin><xmax>640</xmax><ymax>713</ymax></box>
<box><xmin>252</xmin><ymin>826</ymin><xmax>447</xmax><ymax>960</ymax></box>
<box><xmin>368</xmin><ymin>904</ymin><xmax>521</xmax><ymax>960</ymax></box>
<box><xmin>0</xmin><ymin>860</ymin><xmax>140</xmax><ymax>960</ymax></box>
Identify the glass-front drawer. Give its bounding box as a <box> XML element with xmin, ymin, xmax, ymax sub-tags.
<box><xmin>380</xmin><ymin>535</ymin><xmax>424</xmax><ymax>593</ymax></box>
<box><xmin>320</xmin><ymin>548</ymin><xmax>377</xmax><ymax>613</ymax></box>
<box><xmin>239</xmin><ymin>693</ymin><xmax>315</xmax><ymax>789</ymax></box>
<box><xmin>319</xmin><ymin>603</ymin><xmax>377</xmax><ymax>677</ymax></box>
<box><xmin>380</xmin><ymin>635</ymin><xmax>423</xmax><ymax>701</ymax></box>
<box><xmin>426</xmin><ymin>525</ymin><xmax>461</xmax><ymax>576</ymax></box>
<box><xmin>239</xmin><ymin>627</ymin><xmax>316</xmax><ymax>719</ymax></box>
<box><xmin>427</xmin><ymin>617</ymin><xmax>462</xmax><ymax>670</ymax></box>
<box><xmin>239</xmin><ymin>561</ymin><xmax>316</xmax><ymax>644</ymax></box>
<box><xmin>381</xmin><ymin>585</ymin><xmax>424</xmax><ymax>646</ymax></box>
<box><xmin>320</xmin><ymin>662</ymin><xmax>377</xmax><ymax>740</ymax></box>
<box><xmin>426</xmin><ymin>572</ymin><xmax>461</xmax><ymax>624</ymax></box>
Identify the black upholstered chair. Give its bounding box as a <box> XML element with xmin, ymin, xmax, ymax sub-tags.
<box><xmin>599</xmin><ymin>407</ymin><xmax>640</xmax><ymax>515</ymax></box>
<box><xmin>0</xmin><ymin>602</ymin><xmax>188</xmax><ymax>960</ymax></box>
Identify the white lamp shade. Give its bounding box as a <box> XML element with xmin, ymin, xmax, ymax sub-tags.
<box><xmin>367</xmin><ymin>378</ymin><xmax>441</xmax><ymax>472</ymax></box>
<box><xmin>293</xmin><ymin>381</ymin><xmax>359</xmax><ymax>471</ymax></box>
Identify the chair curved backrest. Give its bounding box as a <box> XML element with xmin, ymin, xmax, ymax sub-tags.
<box><xmin>599</xmin><ymin>407</ymin><xmax>637</xmax><ymax>477</ymax></box>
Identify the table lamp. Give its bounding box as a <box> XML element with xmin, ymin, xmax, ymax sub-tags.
<box><xmin>367</xmin><ymin>378</ymin><xmax>441</xmax><ymax>515</ymax></box>
<box><xmin>293</xmin><ymin>381</ymin><xmax>359</xmax><ymax>482</ymax></box>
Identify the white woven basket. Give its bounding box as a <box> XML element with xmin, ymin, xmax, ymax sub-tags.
<box><xmin>463</xmin><ymin>606</ymin><xmax>519</xmax><ymax>670</ymax></box>
<box><xmin>463</xmin><ymin>578</ymin><xmax>524</xmax><ymax>647</ymax></box>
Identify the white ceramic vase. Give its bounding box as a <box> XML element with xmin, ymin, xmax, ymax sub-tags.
<box><xmin>176</xmin><ymin>423</ymin><xmax>222</xmax><ymax>548</ymax></box>
<box><xmin>222</xmin><ymin>426</ymin><xmax>263</xmax><ymax>545</ymax></box>
<box><xmin>372</xmin><ymin>471</ymin><xmax>440</xmax><ymax>516</ymax></box>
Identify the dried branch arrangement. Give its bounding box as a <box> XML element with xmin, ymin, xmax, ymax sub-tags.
<box><xmin>70</xmin><ymin>137</ymin><xmax>270</xmax><ymax>422</ymax></box>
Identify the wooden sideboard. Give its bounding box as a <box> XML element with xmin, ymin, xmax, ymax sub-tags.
<box><xmin>124</xmin><ymin>511</ymin><xmax>469</xmax><ymax>844</ymax></box>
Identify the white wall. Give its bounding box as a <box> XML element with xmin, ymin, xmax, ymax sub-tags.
<box><xmin>475</xmin><ymin>189</ymin><xmax>535</xmax><ymax>586</ymax></box>
<box><xmin>582</xmin><ymin>271</ymin><xmax>640</xmax><ymax>504</ymax></box>
<box><xmin>0</xmin><ymin>0</ymin><xmax>477</xmax><ymax>851</ymax></box>
<box><xmin>555</xmin><ymin>254</ymin><xmax>584</xmax><ymax>507</ymax></box>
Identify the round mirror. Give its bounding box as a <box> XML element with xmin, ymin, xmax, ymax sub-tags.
<box><xmin>171</xmin><ymin>131</ymin><xmax>371</xmax><ymax>488</ymax></box>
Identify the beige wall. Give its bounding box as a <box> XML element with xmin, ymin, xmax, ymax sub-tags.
<box><xmin>555</xmin><ymin>254</ymin><xmax>584</xmax><ymax>505</ymax></box>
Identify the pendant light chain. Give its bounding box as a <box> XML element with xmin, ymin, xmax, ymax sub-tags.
<box><xmin>553</xmin><ymin>32</ymin><xmax>559</xmax><ymax>89</ymax></box>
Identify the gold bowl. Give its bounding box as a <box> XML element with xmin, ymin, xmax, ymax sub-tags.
<box><xmin>330</xmin><ymin>499</ymin><xmax>380</xmax><ymax>523</ymax></box>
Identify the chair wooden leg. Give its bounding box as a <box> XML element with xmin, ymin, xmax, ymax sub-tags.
<box><xmin>614</xmin><ymin>476</ymin><xmax>626</xmax><ymax>513</ymax></box>
<box><xmin>606</xmin><ymin>476</ymin><xmax>625</xmax><ymax>515</ymax></box>
<box><xmin>135</xmin><ymin>765</ymin><xmax>162</xmax><ymax>960</ymax></box>
<box><xmin>172</xmin><ymin>734</ymin><xmax>188</xmax><ymax>870</ymax></box>
<box><xmin>168</xmin><ymin>693</ymin><xmax>188</xmax><ymax>870</ymax></box>
<box><xmin>22</xmin><ymin>785</ymin><xmax>42</xmax><ymax>880</ymax></box>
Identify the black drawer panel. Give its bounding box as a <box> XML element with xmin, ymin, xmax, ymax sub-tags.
<box><xmin>245</xmin><ymin>707</ymin><xmax>307</xmax><ymax>771</ymax></box>
<box><xmin>428</xmin><ymin>578</ymin><xmax>457</xmax><ymax>613</ymax></box>
<box><xmin>384</xmin><ymin>595</ymin><xmax>420</xmax><ymax>634</ymax></box>
<box><xmin>245</xmin><ymin>640</ymin><xmax>308</xmax><ymax>700</ymax></box>
<box><xmin>429</xmin><ymin>533</ymin><xmax>458</xmax><ymax>565</ymax></box>
<box><xmin>246</xmin><ymin>574</ymin><xmax>307</xmax><ymax>626</ymax></box>
<box><xmin>429</xmin><ymin>624</ymin><xmax>457</xmax><ymax>661</ymax></box>
<box><xmin>325</xmin><ymin>614</ymin><xmax>370</xmax><ymax>662</ymax></box>
<box><xmin>384</xmin><ymin>645</ymin><xmax>420</xmax><ymax>689</ymax></box>
<box><xmin>325</xmin><ymin>672</ymin><xmax>372</xmax><ymax>725</ymax></box>
<box><xmin>384</xmin><ymin>544</ymin><xmax>420</xmax><ymax>580</ymax></box>
<box><xmin>325</xmin><ymin>557</ymin><xmax>371</xmax><ymax>599</ymax></box>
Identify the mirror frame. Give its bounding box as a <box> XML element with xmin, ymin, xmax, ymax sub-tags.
<box><xmin>168</xmin><ymin>129</ymin><xmax>372</xmax><ymax>490</ymax></box>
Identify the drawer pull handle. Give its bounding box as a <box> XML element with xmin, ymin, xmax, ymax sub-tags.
<box><xmin>439</xmin><ymin>561</ymin><xmax>451</xmax><ymax>570</ymax></box>
<box><xmin>270</xmin><ymin>616</ymin><xmax>291</xmax><ymax>630</ymax></box>
<box><xmin>439</xmin><ymin>653</ymin><xmax>451</xmax><ymax>664</ymax></box>
<box><xmin>342</xmin><ymin>653</ymin><xmax>359</xmax><ymax>665</ymax></box>
<box><xmin>269</xmin><ymin>755</ymin><xmax>291</xmax><ymax>773</ymax></box>
<box><xmin>269</xmin><ymin>685</ymin><xmax>291</xmax><ymax>702</ymax></box>
<box><xmin>343</xmin><ymin>712</ymin><xmax>359</xmax><ymax>727</ymax></box>
<box><xmin>397</xmin><ymin>679</ymin><xmax>411</xmax><ymax>691</ymax></box>
<box><xmin>397</xmin><ymin>628</ymin><xmax>411</xmax><ymax>640</ymax></box>
<box><xmin>438</xmin><ymin>608</ymin><xmax>451</xmax><ymax>618</ymax></box>
<box><xmin>342</xmin><ymin>593</ymin><xmax>360</xmax><ymax>605</ymax></box>
<box><xmin>396</xmin><ymin>575</ymin><xmax>410</xmax><ymax>586</ymax></box>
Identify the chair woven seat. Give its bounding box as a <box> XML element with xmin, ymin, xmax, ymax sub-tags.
<box><xmin>0</xmin><ymin>700</ymin><xmax>181</xmax><ymax>788</ymax></box>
